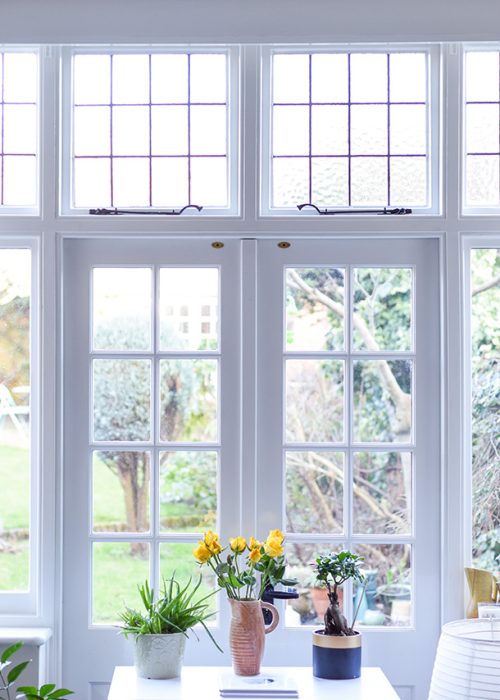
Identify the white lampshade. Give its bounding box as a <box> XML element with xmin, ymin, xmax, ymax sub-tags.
<box><xmin>428</xmin><ymin>619</ymin><xmax>500</xmax><ymax>699</ymax></box>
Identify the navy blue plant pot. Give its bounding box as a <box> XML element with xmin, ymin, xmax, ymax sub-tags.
<box><xmin>312</xmin><ymin>630</ymin><xmax>362</xmax><ymax>680</ymax></box>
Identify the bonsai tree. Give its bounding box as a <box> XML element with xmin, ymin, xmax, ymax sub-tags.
<box><xmin>314</xmin><ymin>551</ymin><xmax>365</xmax><ymax>636</ymax></box>
<box><xmin>0</xmin><ymin>641</ymin><xmax>72</xmax><ymax>700</ymax></box>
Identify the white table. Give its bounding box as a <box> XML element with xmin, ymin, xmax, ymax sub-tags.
<box><xmin>108</xmin><ymin>666</ymin><xmax>400</xmax><ymax>700</ymax></box>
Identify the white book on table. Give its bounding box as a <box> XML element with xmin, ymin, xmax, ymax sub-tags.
<box><xmin>218</xmin><ymin>671</ymin><xmax>299</xmax><ymax>698</ymax></box>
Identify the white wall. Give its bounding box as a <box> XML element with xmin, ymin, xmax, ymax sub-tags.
<box><xmin>0</xmin><ymin>0</ymin><xmax>499</xmax><ymax>44</ymax></box>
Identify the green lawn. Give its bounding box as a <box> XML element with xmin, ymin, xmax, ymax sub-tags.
<box><xmin>0</xmin><ymin>444</ymin><xmax>30</xmax><ymax>529</ymax></box>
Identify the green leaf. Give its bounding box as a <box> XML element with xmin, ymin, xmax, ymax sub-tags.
<box><xmin>17</xmin><ymin>687</ymin><xmax>39</xmax><ymax>695</ymax></box>
<box><xmin>7</xmin><ymin>660</ymin><xmax>30</xmax><ymax>684</ymax></box>
<box><xmin>47</xmin><ymin>689</ymin><xmax>74</xmax><ymax>699</ymax></box>
<box><xmin>39</xmin><ymin>683</ymin><xmax>56</xmax><ymax>696</ymax></box>
<box><xmin>1</xmin><ymin>642</ymin><xmax>23</xmax><ymax>664</ymax></box>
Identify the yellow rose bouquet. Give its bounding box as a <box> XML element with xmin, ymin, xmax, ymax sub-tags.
<box><xmin>193</xmin><ymin>529</ymin><xmax>296</xmax><ymax>600</ymax></box>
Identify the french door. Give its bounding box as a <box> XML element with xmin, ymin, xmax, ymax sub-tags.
<box><xmin>63</xmin><ymin>237</ymin><xmax>441</xmax><ymax>700</ymax></box>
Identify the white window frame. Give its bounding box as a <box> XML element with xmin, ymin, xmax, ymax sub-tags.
<box><xmin>0</xmin><ymin>236</ymin><xmax>40</xmax><ymax>617</ymax></box>
<box><xmin>59</xmin><ymin>45</ymin><xmax>241</xmax><ymax>217</ymax></box>
<box><xmin>260</xmin><ymin>43</ymin><xmax>441</xmax><ymax>217</ymax></box>
<box><xmin>0</xmin><ymin>46</ymin><xmax>40</xmax><ymax>217</ymax></box>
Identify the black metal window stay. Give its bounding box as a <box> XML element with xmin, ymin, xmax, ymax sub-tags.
<box><xmin>89</xmin><ymin>205</ymin><xmax>203</xmax><ymax>215</ymax></box>
<box><xmin>297</xmin><ymin>203</ymin><xmax>412</xmax><ymax>215</ymax></box>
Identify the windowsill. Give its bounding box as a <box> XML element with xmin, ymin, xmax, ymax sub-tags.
<box><xmin>0</xmin><ymin>627</ymin><xmax>52</xmax><ymax>646</ymax></box>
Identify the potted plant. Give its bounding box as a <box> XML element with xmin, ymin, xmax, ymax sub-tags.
<box><xmin>311</xmin><ymin>551</ymin><xmax>365</xmax><ymax>680</ymax></box>
<box><xmin>0</xmin><ymin>641</ymin><xmax>73</xmax><ymax>700</ymax></box>
<box><xmin>118</xmin><ymin>575</ymin><xmax>222</xmax><ymax>679</ymax></box>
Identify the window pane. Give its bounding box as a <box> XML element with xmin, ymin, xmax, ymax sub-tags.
<box><xmin>471</xmin><ymin>249</ymin><xmax>500</xmax><ymax>570</ymax></box>
<box><xmin>466</xmin><ymin>155</ymin><xmax>500</xmax><ymax>207</ymax></box>
<box><xmin>0</xmin><ymin>52</ymin><xmax>38</xmax><ymax>207</ymax></box>
<box><xmin>352</xmin><ymin>268</ymin><xmax>412</xmax><ymax>352</ymax></box>
<box><xmin>0</xmin><ymin>249</ymin><xmax>31</xmax><ymax>592</ymax></box>
<box><xmin>93</xmin><ymin>359</ymin><xmax>151</xmax><ymax>442</ymax></box>
<box><xmin>159</xmin><ymin>268</ymin><xmax>219</xmax><ymax>351</ymax></box>
<box><xmin>93</xmin><ymin>267</ymin><xmax>151</xmax><ymax>351</ymax></box>
<box><xmin>71</xmin><ymin>52</ymin><xmax>229</xmax><ymax>209</ymax></box>
<box><xmin>270</xmin><ymin>51</ymin><xmax>429</xmax><ymax>210</ymax></box>
<box><xmin>353</xmin><ymin>452</ymin><xmax>412</xmax><ymax>535</ymax></box>
<box><xmin>286</xmin><ymin>359</ymin><xmax>344</xmax><ymax>443</ymax></box>
<box><xmin>92</xmin><ymin>542</ymin><xmax>150</xmax><ymax>624</ymax></box>
<box><xmin>159</xmin><ymin>451</ymin><xmax>217</xmax><ymax>532</ymax></box>
<box><xmin>466</xmin><ymin>52</ymin><xmax>499</xmax><ymax>103</ymax></box>
<box><xmin>353</xmin><ymin>544</ymin><xmax>412</xmax><ymax>628</ymax></box>
<box><xmin>286</xmin><ymin>267</ymin><xmax>345</xmax><ymax>351</ymax></box>
<box><xmin>160</xmin><ymin>543</ymin><xmax>217</xmax><ymax>614</ymax></box>
<box><xmin>159</xmin><ymin>359</ymin><xmax>218</xmax><ymax>442</ymax></box>
<box><xmin>353</xmin><ymin>360</ymin><xmax>412</xmax><ymax>443</ymax></box>
<box><xmin>93</xmin><ymin>451</ymin><xmax>151</xmax><ymax>533</ymax></box>
<box><xmin>286</xmin><ymin>451</ymin><xmax>344</xmax><ymax>534</ymax></box>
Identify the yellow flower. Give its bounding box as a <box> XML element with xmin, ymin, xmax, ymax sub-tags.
<box><xmin>264</xmin><ymin>536</ymin><xmax>284</xmax><ymax>558</ymax></box>
<box><xmin>249</xmin><ymin>536</ymin><xmax>262</xmax><ymax>550</ymax></box>
<box><xmin>230</xmin><ymin>536</ymin><xmax>247</xmax><ymax>553</ymax></box>
<box><xmin>249</xmin><ymin>547</ymin><xmax>262</xmax><ymax>564</ymax></box>
<box><xmin>204</xmin><ymin>530</ymin><xmax>222</xmax><ymax>555</ymax></box>
<box><xmin>193</xmin><ymin>542</ymin><xmax>212</xmax><ymax>563</ymax></box>
<box><xmin>268</xmin><ymin>529</ymin><xmax>284</xmax><ymax>543</ymax></box>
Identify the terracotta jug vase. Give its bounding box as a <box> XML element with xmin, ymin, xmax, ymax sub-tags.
<box><xmin>229</xmin><ymin>599</ymin><xmax>279</xmax><ymax>676</ymax></box>
<box><xmin>464</xmin><ymin>567</ymin><xmax>498</xmax><ymax>618</ymax></box>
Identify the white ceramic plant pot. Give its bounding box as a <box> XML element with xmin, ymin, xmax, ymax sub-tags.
<box><xmin>134</xmin><ymin>633</ymin><xmax>186</xmax><ymax>679</ymax></box>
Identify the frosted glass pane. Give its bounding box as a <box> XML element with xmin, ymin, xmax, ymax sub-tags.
<box><xmin>350</xmin><ymin>54</ymin><xmax>388</xmax><ymax>103</ymax></box>
<box><xmin>113</xmin><ymin>158</ymin><xmax>150</xmax><ymax>206</ymax></box>
<box><xmin>286</xmin><ymin>452</ymin><xmax>344</xmax><ymax>534</ymax></box>
<box><xmin>3</xmin><ymin>105</ymin><xmax>36</xmax><ymax>154</ymax></box>
<box><xmin>74</xmin><ymin>55</ymin><xmax>110</xmax><ymax>104</ymax></box>
<box><xmin>3</xmin><ymin>53</ymin><xmax>37</xmax><ymax>102</ymax></box>
<box><xmin>352</xmin><ymin>267</ymin><xmax>412</xmax><ymax>351</ymax></box>
<box><xmin>286</xmin><ymin>267</ymin><xmax>345</xmax><ymax>351</ymax></box>
<box><xmin>151</xmin><ymin>158</ymin><xmax>188</xmax><ymax>206</ymax></box>
<box><xmin>190</xmin><ymin>106</ymin><xmax>226</xmax><ymax>155</ymax></box>
<box><xmin>273</xmin><ymin>54</ymin><xmax>309</xmax><ymax>103</ymax></box>
<box><xmin>351</xmin><ymin>158</ymin><xmax>387</xmax><ymax>205</ymax></box>
<box><xmin>351</xmin><ymin>105</ymin><xmax>388</xmax><ymax>155</ymax></box>
<box><xmin>353</xmin><ymin>452</ymin><xmax>412</xmax><ymax>535</ymax></box>
<box><xmin>311</xmin><ymin>158</ymin><xmax>348</xmax><ymax>206</ymax></box>
<box><xmin>273</xmin><ymin>106</ymin><xmax>309</xmax><ymax>156</ymax></box>
<box><xmin>390</xmin><ymin>53</ymin><xmax>427</xmax><ymax>103</ymax></box>
<box><xmin>353</xmin><ymin>360</ymin><xmax>412</xmax><ymax>443</ymax></box>
<box><xmin>3</xmin><ymin>157</ymin><xmax>36</xmax><ymax>206</ymax></box>
<box><xmin>466</xmin><ymin>52</ymin><xmax>500</xmax><ymax>102</ymax></box>
<box><xmin>93</xmin><ymin>451</ymin><xmax>151</xmax><ymax>533</ymax></box>
<box><xmin>93</xmin><ymin>267</ymin><xmax>151</xmax><ymax>351</ymax></box>
<box><xmin>390</xmin><ymin>157</ymin><xmax>427</xmax><ymax>206</ymax></box>
<box><xmin>93</xmin><ymin>359</ymin><xmax>151</xmax><ymax>442</ymax></box>
<box><xmin>286</xmin><ymin>359</ymin><xmax>345</xmax><ymax>443</ymax></box>
<box><xmin>159</xmin><ymin>451</ymin><xmax>217</xmax><ymax>532</ymax></box>
<box><xmin>466</xmin><ymin>155</ymin><xmax>500</xmax><ymax>206</ymax></box>
<box><xmin>273</xmin><ymin>158</ymin><xmax>309</xmax><ymax>207</ymax></box>
<box><xmin>112</xmin><ymin>107</ymin><xmax>149</xmax><ymax>156</ymax></box>
<box><xmin>190</xmin><ymin>157</ymin><xmax>227</xmax><ymax>206</ymax></box>
<box><xmin>73</xmin><ymin>158</ymin><xmax>111</xmax><ymax>208</ymax></box>
<box><xmin>159</xmin><ymin>359</ymin><xmax>218</xmax><ymax>442</ymax></box>
<box><xmin>74</xmin><ymin>107</ymin><xmax>110</xmax><ymax>156</ymax></box>
<box><xmin>151</xmin><ymin>106</ymin><xmax>188</xmax><ymax>155</ymax></box>
<box><xmin>151</xmin><ymin>54</ymin><xmax>188</xmax><ymax>103</ymax></box>
<box><xmin>190</xmin><ymin>54</ymin><xmax>226</xmax><ymax>103</ymax></box>
<box><xmin>390</xmin><ymin>105</ymin><xmax>427</xmax><ymax>155</ymax></box>
<box><xmin>112</xmin><ymin>55</ymin><xmax>149</xmax><ymax>104</ymax></box>
<box><xmin>311</xmin><ymin>106</ymin><xmax>348</xmax><ymax>155</ymax></box>
<box><xmin>466</xmin><ymin>104</ymin><xmax>500</xmax><ymax>154</ymax></box>
<box><xmin>159</xmin><ymin>267</ymin><xmax>219</xmax><ymax>351</ymax></box>
<box><xmin>312</xmin><ymin>54</ymin><xmax>348</xmax><ymax>103</ymax></box>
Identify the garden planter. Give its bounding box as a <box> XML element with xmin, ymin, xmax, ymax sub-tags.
<box><xmin>312</xmin><ymin>630</ymin><xmax>361</xmax><ymax>680</ymax></box>
<box><xmin>134</xmin><ymin>633</ymin><xmax>186</xmax><ymax>679</ymax></box>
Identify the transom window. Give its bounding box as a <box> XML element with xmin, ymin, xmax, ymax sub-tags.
<box><xmin>0</xmin><ymin>51</ymin><xmax>38</xmax><ymax>209</ymax></box>
<box><xmin>67</xmin><ymin>50</ymin><xmax>233</xmax><ymax>213</ymax></box>
<box><xmin>264</xmin><ymin>49</ymin><xmax>433</xmax><ymax>213</ymax></box>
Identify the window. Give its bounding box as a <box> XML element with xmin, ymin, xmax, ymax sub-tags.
<box><xmin>62</xmin><ymin>48</ymin><xmax>238</xmax><ymax>214</ymax></box>
<box><xmin>262</xmin><ymin>47</ymin><xmax>436</xmax><ymax>214</ymax></box>
<box><xmin>0</xmin><ymin>51</ymin><xmax>38</xmax><ymax>211</ymax></box>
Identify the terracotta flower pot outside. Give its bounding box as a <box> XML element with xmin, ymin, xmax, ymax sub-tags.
<box><xmin>229</xmin><ymin>599</ymin><xmax>279</xmax><ymax>676</ymax></box>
